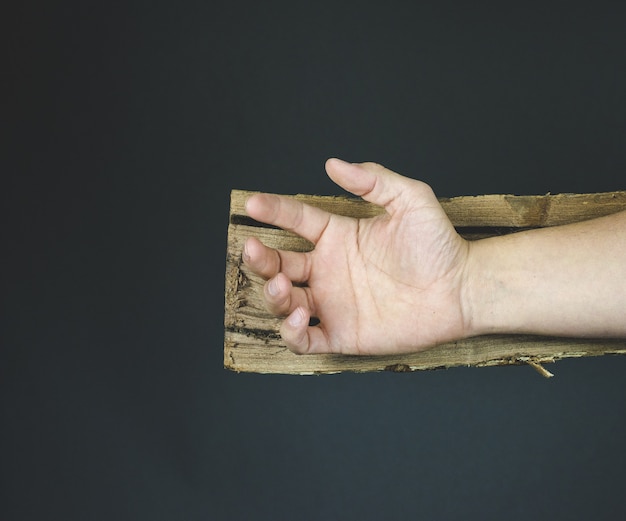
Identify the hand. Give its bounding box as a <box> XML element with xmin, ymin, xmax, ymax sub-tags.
<box><xmin>243</xmin><ymin>158</ymin><xmax>472</xmax><ymax>355</ymax></box>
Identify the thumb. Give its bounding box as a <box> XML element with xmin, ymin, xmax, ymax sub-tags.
<box><xmin>325</xmin><ymin>158</ymin><xmax>418</xmax><ymax>215</ymax></box>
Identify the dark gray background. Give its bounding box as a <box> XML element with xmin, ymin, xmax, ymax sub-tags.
<box><xmin>3</xmin><ymin>2</ymin><xmax>626</xmax><ymax>520</ymax></box>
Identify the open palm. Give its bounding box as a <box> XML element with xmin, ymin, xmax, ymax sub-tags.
<box><xmin>244</xmin><ymin>159</ymin><xmax>471</xmax><ymax>355</ymax></box>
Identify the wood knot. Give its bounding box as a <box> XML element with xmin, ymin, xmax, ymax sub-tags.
<box><xmin>505</xmin><ymin>195</ymin><xmax>552</xmax><ymax>227</ymax></box>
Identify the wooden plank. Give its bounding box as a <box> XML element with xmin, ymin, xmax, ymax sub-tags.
<box><xmin>224</xmin><ymin>189</ymin><xmax>626</xmax><ymax>375</ymax></box>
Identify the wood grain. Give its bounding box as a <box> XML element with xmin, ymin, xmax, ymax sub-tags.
<box><xmin>224</xmin><ymin>189</ymin><xmax>626</xmax><ymax>375</ymax></box>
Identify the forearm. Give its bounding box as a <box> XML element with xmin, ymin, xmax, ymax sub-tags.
<box><xmin>465</xmin><ymin>210</ymin><xmax>626</xmax><ymax>338</ymax></box>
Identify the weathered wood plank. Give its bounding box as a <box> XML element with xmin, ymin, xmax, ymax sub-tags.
<box><xmin>228</xmin><ymin>189</ymin><xmax>626</xmax><ymax>227</ymax></box>
<box><xmin>224</xmin><ymin>189</ymin><xmax>626</xmax><ymax>375</ymax></box>
<box><xmin>224</xmin><ymin>331</ymin><xmax>626</xmax><ymax>375</ymax></box>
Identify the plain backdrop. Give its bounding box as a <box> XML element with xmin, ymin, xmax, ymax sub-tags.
<box><xmin>3</xmin><ymin>1</ymin><xmax>626</xmax><ymax>520</ymax></box>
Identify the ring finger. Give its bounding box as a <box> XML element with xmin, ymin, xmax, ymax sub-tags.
<box><xmin>264</xmin><ymin>272</ymin><xmax>316</xmax><ymax>317</ymax></box>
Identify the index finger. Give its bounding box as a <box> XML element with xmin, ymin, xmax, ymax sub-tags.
<box><xmin>245</xmin><ymin>193</ymin><xmax>331</xmax><ymax>244</ymax></box>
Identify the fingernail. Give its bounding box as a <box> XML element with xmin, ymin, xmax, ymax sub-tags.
<box><xmin>242</xmin><ymin>241</ymin><xmax>250</xmax><ymax>262</ymax></box>
<box><xmin>330</xmin><ymin>157</ymin><xmax>350</xmax><ymax>165</ymax></box>
<box><xmin>288</xmin><ymin>308</ymin><xmax>305</xmax><ymax>327</ymax></box>
<box><xmin>268</xmin><ymin>277</ymin><xmax>279</xmax><ymax>297</ymax></box>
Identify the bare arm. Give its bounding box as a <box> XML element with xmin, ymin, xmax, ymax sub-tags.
<box><xmin>466</xmin><ymin>209</ymin><xmax>626</xmax><ymax>338</ymax></box>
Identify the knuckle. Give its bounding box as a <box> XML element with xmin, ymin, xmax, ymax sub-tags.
<box><xmin>361</xmin><ymin>161</ymin><xmax>384</xmax><ymax>170</ymax></box>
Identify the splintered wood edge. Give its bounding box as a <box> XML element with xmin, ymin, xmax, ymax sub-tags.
<box><xmin>225</xmin><ymin>188</ymin><xmax>626</xmax><ymax>375</ymax></box>
<box><xmin>224</xmin><ymin>332</ymin><xmax>626</xmax><ymax>375</ymax></box>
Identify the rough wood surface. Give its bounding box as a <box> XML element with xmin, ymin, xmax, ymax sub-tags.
<box><xmin>224</xmin><ymin>189</ymin><xmax>626</xmax><ymax>375</ymax></box>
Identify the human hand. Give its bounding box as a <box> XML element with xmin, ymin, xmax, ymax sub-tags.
<box><xmin>243</xmin><ymin>158</ymin><xmax>472</xmax><ymax>355</ymax></box>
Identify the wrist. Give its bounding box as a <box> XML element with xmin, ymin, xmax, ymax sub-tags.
<box><xmin>461</xmin><ymin>237</ymin><xmax>515</xmax><ymax>337</ymax></box>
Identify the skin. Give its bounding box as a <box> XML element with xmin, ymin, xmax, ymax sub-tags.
<box><xmin>243</xmin><ymin>158</ymin><xmax>626</xmax><ymax>355</ymax></box>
